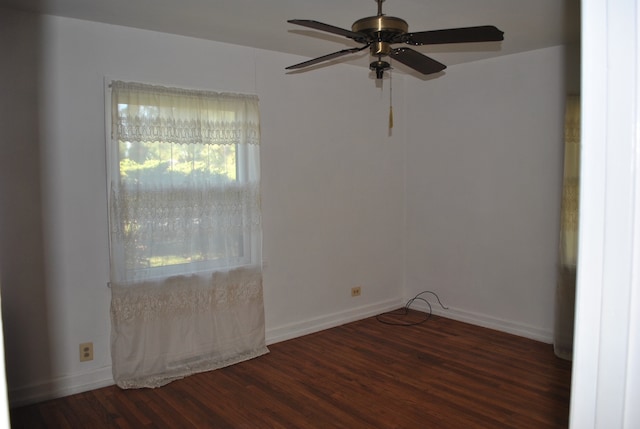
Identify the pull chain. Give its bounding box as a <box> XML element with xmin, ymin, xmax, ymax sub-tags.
<box><xmin>388</xmin><ymin>65</ymin><xmax>394</xmax><ymax>130</ymax></box>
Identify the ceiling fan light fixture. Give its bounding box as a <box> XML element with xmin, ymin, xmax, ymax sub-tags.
<box><xmin>370</xmin><ymin>59</ymin><xmax>391</xmax><ymax>79</ymax></box>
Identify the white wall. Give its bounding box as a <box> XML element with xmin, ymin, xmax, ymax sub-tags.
<box><xmin>1</xmin><ymin>11</ymin><xmax>405</xmax><ymax>405</ymax></box>
<box><xmin>404</xmin><ymin>46</ymin><xmax>567</xmax><ymax>341</ymax></box>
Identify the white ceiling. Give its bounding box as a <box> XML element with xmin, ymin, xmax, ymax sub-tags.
<box><xmin>2</xmin><ymin>0</ymin><xmax>580</xmax><ymax>73</ymax></box>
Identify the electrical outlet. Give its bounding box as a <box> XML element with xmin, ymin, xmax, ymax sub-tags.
<box><xmin>80</xmin><ymin>342</ymin><xmax>93</xmax><ymax>362</ymax></box>
<box><xmin>351</xmin><ymin>286</ymin><xmax>362</xmax><ymax>297</ymax></box>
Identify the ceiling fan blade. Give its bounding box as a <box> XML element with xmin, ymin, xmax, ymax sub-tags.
<box><xmin>288</xmin><ymin>19</ymin><xmax>365</xmax><ymax>41</ymax></box>
<box><xmin>286</xmin><ymin>45</ymin><xmax>370</xmax><ymax>70</ymax></box>
<box><xmin>390</xmin><ymin>48</ymin><xmax>446</xmax><ymax>75</ymax></box>
<box><xmin>402</xmin><ymin>25</ymin><xmax>504</xmax><ymax>46</ymax></box>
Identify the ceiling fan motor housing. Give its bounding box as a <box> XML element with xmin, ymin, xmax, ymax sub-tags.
<box><xmin>351</xmin><ymin>15</ymin><xmax>408</xmax><ymax>36</ymax></box>
<box><xmin>352</xmin><ymin>15</ymin><xmax>408</xmax><ymax>57</ymax></box>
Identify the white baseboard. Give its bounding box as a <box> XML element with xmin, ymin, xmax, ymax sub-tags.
<box><xmin>9</xmin><ymin>366</ymin><xmax>115</xmax><ymax>408</ymax></box>
<box><xmin>10</xmin><ymin>299</ymin><xmax>548</xmax><ymax>408</ymax></box>
<box><xmin>408</xmin><ymin>300</ymin><xmax>553</xmax><ymax>343</ymax></box>
<box><xmin>10</xmin><ymin>299</ymin><xmax>402</xmax><ymax>408</ymax></box>
<box><xmin>266</xmin><ymin>298</ymin><xmax>403</xmax><ymax>345</ymax></box>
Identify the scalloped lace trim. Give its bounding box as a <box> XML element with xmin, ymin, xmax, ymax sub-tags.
<box><xmin>111</xmin><ymin>266</ymin><xmax>263</xmax><ymax>323</ymax></box>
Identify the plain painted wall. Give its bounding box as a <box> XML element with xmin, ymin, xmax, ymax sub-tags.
<box><xmin>0</xmin><ymin>8</ymin><xmax>568</xmax><ymax>406</ymax></box>
<box><xmin>404</xmin><ymin>46</ymin><xmax>567</xmax><ymax>340</ymax></box>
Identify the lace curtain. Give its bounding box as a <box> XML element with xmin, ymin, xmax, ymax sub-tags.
<box><xmin>554</xmin><ymin>95</ymin><xmax>580</xmax><ymax>360</ymax></box>
<box><xmin>108</xmin><ymin>81</ymin><xmax>267</xmax><ymax>388</ymax></box>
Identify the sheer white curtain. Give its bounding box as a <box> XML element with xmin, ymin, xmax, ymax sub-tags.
<box><xmin>108</xmin><ymin>81</ymin><xmax>267</xmax><ymax>388</ymax></box>
<box><xmin>554</xmin><ymin>95</ymin><xmax>580</xmax><ymax>360</ymax></box>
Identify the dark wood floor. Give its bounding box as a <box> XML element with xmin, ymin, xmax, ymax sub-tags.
<box><xmin>10</xmin><ymin>311</ymin><xmax>572</xmax><ymax>428</ymax></box>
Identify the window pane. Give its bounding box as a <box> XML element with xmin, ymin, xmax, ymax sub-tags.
<box><xmin>117</xmin><ymin>139</ymin><xmax>242</xmax><ymax>275</ymax></box>
<box><xmin>119</xmin><ymin>141</ymin><xmax>237</xmax><ymax>187</ymax></box>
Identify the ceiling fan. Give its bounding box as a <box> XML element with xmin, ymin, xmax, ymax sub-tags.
<box><xmin>286</xmin><ymin>0</ymin><xmax>504</xmax><ymax>79</ymax></box>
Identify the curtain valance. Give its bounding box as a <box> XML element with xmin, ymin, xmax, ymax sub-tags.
<box><xmin>111</xmin><ymin>81</ymin><xmax>260</xmax><ymax>146</ymax></box>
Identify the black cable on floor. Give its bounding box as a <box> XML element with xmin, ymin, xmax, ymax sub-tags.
<box><xmin>376</xmin><ymin>291</ymin><xmax>448</xmax><ymax>326</ymax></box>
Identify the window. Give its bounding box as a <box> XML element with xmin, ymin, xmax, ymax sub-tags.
<box><xmin>108</xmin><ymin>81</ymin><xmax>261</xmax><ymax>284</ymax></box>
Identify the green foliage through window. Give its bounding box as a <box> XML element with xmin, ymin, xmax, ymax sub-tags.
<box><xmin>119</xmin><ymin>140</ymin><xmax>237</xmax><ymax>187</ymax></box>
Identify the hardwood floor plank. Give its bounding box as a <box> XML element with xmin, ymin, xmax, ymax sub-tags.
<box><xmin>10</xmin><ymin>313</ymin><xmax>571</xmax><ymax>428</ymax></box>
<box><xmin>103</xmin><ymin>390</ymin><xmax>150</xmax><ymax>428</ymax></box>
